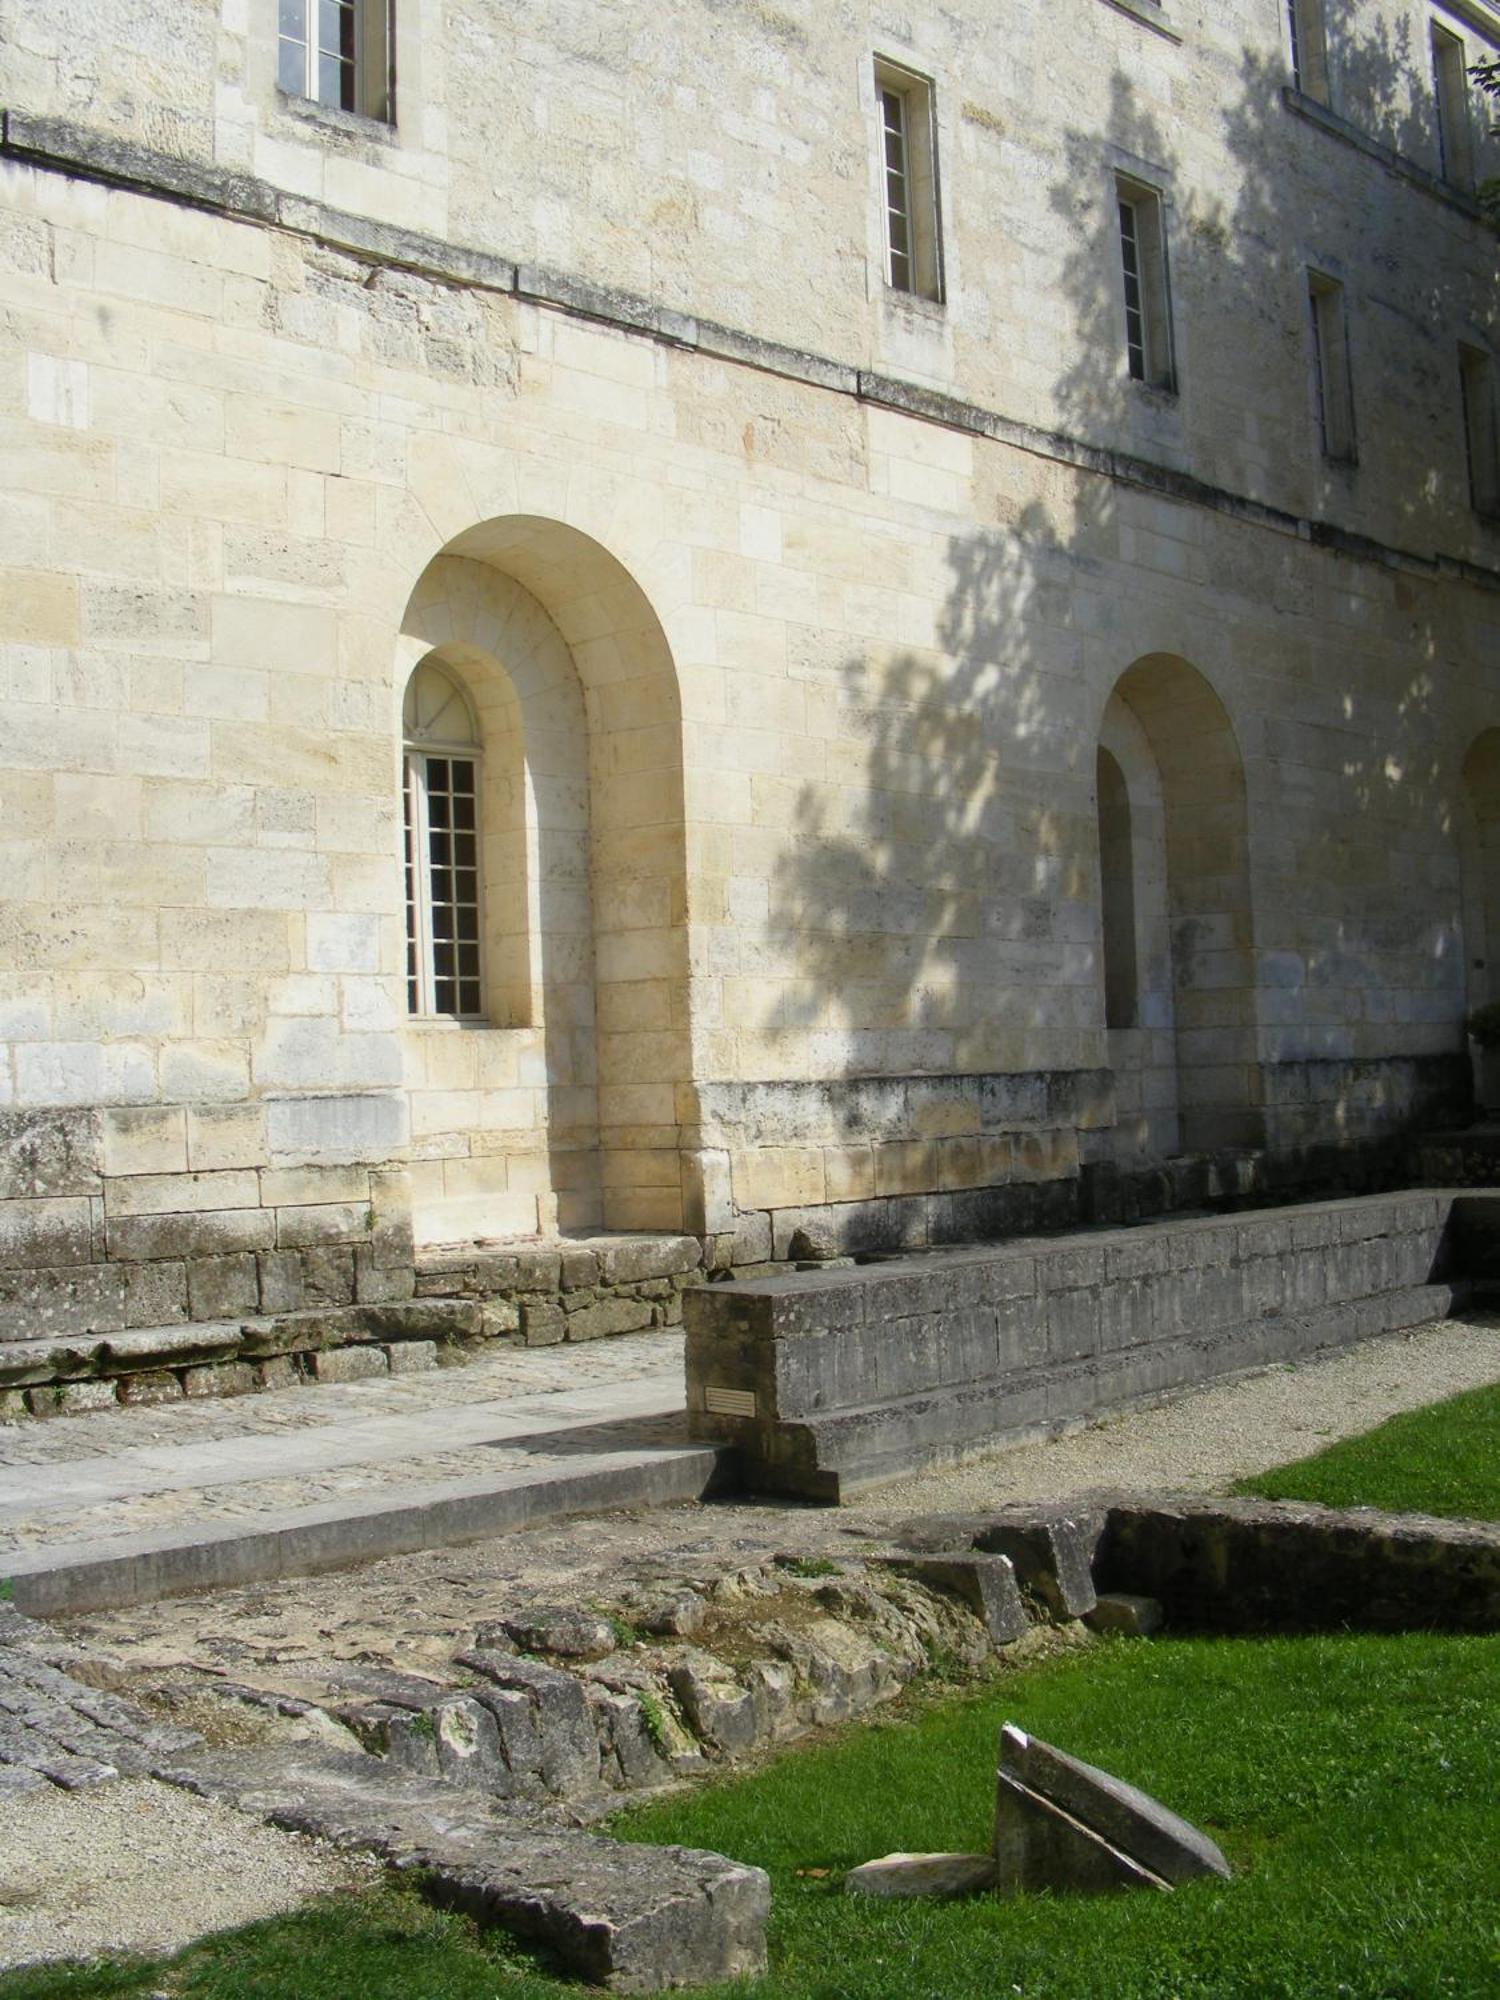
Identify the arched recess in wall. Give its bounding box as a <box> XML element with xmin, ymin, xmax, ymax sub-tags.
<box><xmin>395</xmin><ymin>519</ymin><xmax>691</xmax><ymax>1246</ymax></box>
<box><xmin>1459</xmin><ymin>730</ymin><xmax>1500</xmax><ymax>1020</ymax></box>
<box><xmin>1097</xmin><ymin>654</ymin><xmax>1262</xmax><ymax>1155</ymax></box>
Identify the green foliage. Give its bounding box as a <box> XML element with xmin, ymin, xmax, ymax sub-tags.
<box><xmin>775</xmin><ymin>1556</ymin><xmax>841</xmax><ymax>1579</ymax></box>
<box><xmin>614</xmin><ymin>1632</ymin><xmax>1500</xmax><ymax>1998</ymax></box>
<box><xmin>1234</xmin><ymin>1378</ymin><xmax>1500</xmax><ymax>1519</ymax></box>
<box><xmin>0</xmin><ymin>1577</ymin><xmax>13</xmax><ymax>1603</ymax></box>
<box><xmin>6</xmin><ymin>1637</ymin><xmax>1499</xmax><ymax>1997</ymax></box>
<box><xmin>635</xmin><ymin>1687</ymin><xmax>669</xmax><ymax>1750</ymax></box>
<box><xmin>608</xmin><ymin>1615</ymin><xmax>646</xmax><ymax>1649</ymax></box>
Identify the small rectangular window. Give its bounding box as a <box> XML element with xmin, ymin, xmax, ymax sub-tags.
<box><xmin>1460</xmin><ymin>344</ymin><xmax>1500</xmax><ymax>516</ymax></box>
<box><xmin>1116</xmin><ymin>177</ymin><xmax>1175</xmax><ymax>392</ymax></box>
<box><xmin>278</xmin><ymin>0</ymin><xmax>391</xmax><ymax>121</ymax></box>
<box><xmin>1308</xmin><ymin>271</ymin><xmax>1357</xmax><ymax>464</ymax></box>
<box><xmin>874</xmin><ymin>59</ymin><xmax>943</xmax><ymax>303</ymax></box>
<box><xmin>1432</xmin><ymin>24</ymin><xmax>1475</xmax><ymax>187</ymax></box>
<box><xmin>1287</xmin><ymin>0</ymin><xmax>1331</xmax><ymax>103</ymax></box>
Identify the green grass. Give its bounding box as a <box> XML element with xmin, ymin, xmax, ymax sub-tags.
<box><xmin>5</xmin><ymin>1633</ymin><xmax>1498</xmax><ymax>1999</ymax></box>
<box><xmin>1233</xmin><ymin>1378</ymin><xmax>1500</xmax><ymax>1519</ymax></box>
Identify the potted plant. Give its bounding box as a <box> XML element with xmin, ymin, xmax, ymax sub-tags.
<box><xmin>1466</xmin><ymin>1001</ymin><xmax>1500</xmax><ymax>1116</ymax></box>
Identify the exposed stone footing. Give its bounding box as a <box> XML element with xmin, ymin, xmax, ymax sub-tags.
<box><xmin>159</xmin><ymin>1746</ymin><xmax>769</xmax><ymax>1992</ymax></box>
<box><xmin>1096</xmin><ymin>1495</ymin><xmax>1500</xmax><ymax>1633</ymax></box>
<box><xmin>413</xmin><ymin>1233</ymin><xmax>706</xmax><ymax>1348</ymax></box>
<box><xmin>0</xmin><ymin>1299</ymin><xmax>481</xmax><ymax>1419</ymax></box>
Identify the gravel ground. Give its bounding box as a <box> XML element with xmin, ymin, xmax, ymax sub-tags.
<box><xmin>0</xmin><ymin>1776</ymin><xmax>370</xmax><ymax>1973</ymax></box>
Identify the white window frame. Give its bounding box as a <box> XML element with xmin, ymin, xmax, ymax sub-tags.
<box><xmin>1460</xmin><ymin>343</ymin><xmax>1500</xmax><ymax>516</ymax></box>
<box><xmin>1115</xmin><ymin>176</ymin><xmax>1176</xmax><ymax>393</ymax></box>
<box><xmin>278</xmin><ymin>0</ymin><xmax>393</xmax><ymax>121</ymax></box>
<box><xmin>1432</xmin><ymin>22</ymin><xmax>1476</xmax><ymax>187</ymax></box>
<box><xmin>1287</xmin><ymin>0</ymin><xmax>1332</xmax><ymax>103</ymax></box>
<box><xmin>1308</xmin><ymin>270</ymin><xmax>1357</xmax><ymax>465</ymax></box>
<box><xmin>874</xmin><ymin>58</ymin><xmax>944</xmax><ymax>304</ymax></box>
<box><xmin>402</xmin><ymin>662</ymin><xmax>485</xmax><ymax>1022</ymax></box>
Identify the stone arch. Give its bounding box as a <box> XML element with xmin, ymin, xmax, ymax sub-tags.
<box><xmin>1097</xmin><ymin>653</ymin><xmax>1261</xmax><ymax>1154</ymax></box>
<box><xmin>394</xmin><ymin>519</ymin><xmax>691</xmax><ymax>1244</ymax></box>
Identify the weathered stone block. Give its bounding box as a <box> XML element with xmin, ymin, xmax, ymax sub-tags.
<box><xmin>182</xmin><ymin>1360</ymin><xmax>259</xmax><ymax>1398</ymax></box>
<box><xmin>28</xmin><ymin>1379</ymin><xmax>117</xmax><ymax>1418</ymax></box>
<box><xmin>122</xmin><ymin>1259</ymin><xmax>189</xmax><ymax>1327</ymax></box>
<box><xmin>299</xmin><ymin>1246</ymin><xmax>357</xmax><ymax>1307</ymax></box>
<box><xmin>521</xmin><ymin>1300</ymin><xmax>567</xmax><ymax>1346</ymax></box>
<box><xmin>883</xmin><ymin>1554</ymin><xmax>1029</xmax><ymax>1646</ymax></box>
<box><xmin>384</xmin><ymin>1339</ymin><xmax>437</xmax><ymax>1373</ymax></box>
<box><xmin>846</xmin><ymin>1853</ymin><xmax>997</xmax><ymax>1899</ymax></box>
<box><xmin>187</xmin><ymin>1252</ymin><xmax>260</xmax><ymax>1321</ymax></box>
<box><xmin>996</xmin><ymin>1725</ymin><xmax>1230</xmax><ymax>1888</ymax></box>
<box><xmin>117</xmin><ymin>1369</ymin><xmax>185</xmax><ymax>1406</ymax></box>
<box><xmin>310</xmin><ymin>1345</ymin><xmax>388</xmax><ymax>1384</ymax></box>
<box><xmin>565</xmin><ymin>1297</ymin><xmax>655</xmax><ymax>1341</ymax></box>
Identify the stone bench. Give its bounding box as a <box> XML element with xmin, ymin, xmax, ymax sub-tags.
<box><xmin>684</xmin><ymin>1189</ymin><xmax>1477</xmax><ymax>1500</ymax></box>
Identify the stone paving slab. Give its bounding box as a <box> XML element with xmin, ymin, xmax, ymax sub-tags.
<box><xmin>0</xmin><ymin>1603</ymin><xmax>201</xmax><ymax>1790</ymax></box>
<box><xmin>0</xmin><ymin>1333</ymin><xmax>729</xmax><ymax>1615</ymax></box>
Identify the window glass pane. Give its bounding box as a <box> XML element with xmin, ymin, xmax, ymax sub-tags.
<box><xmin>279</xmin><ymin>0</ymin><xmax>305</xmax><ymax>35</ymax></box>
<box><xmin>427</xmin><ymin>758</ymin><xmax>449</xmax><ymax>790</ymax></box>
<box><xmin>451</xmin><ymin>759</ymin><xmax>476</xmax><ymax>793</ymax></box>
<box><xmin>318</xmin><ymin>51</ymin><xmax>355</xmax><ymax>109</ymax></box>
<box><xmin>433</xmin><ymin>941</ymin><xmax>455</xmax><ymax>977</ymax></box>
<box><xmin>278</xmin><ymin>36</ymin><xmax>307</xmax><ymax>95</ymax></box>
<box><xmin>428</xmin><ymin>829</ymin><xmax>451</xmax><ymax>866</ymax></box>
<box><xmin>457</xmin><ymin>906</ymin><xmax>479</xmax><ymax>941</ymax></box>
<box><xmin>453</xmin><ymin>793</ymin><xmax>475</xmax><ymax>830</ymax></box>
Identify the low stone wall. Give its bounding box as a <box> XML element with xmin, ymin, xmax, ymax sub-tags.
<box><xmin>412</xmin><ymin>1234</ymin><xmax>706</xmax><ymax>1346</ymax></box>
<box><xmin>1095</xmin><ymin>1495</ymin><xmax>1500</xmax><ymax>1633</ymax></box>
<box><xmin>684</xmin><ymin>1189</ymin><xmax>1473</xmax><ymax>1500</ymax></box>
<box><xmin>0</xmin><ymin>1233</ymin><xmax>707</xmax><ymax>1418</ymax></box>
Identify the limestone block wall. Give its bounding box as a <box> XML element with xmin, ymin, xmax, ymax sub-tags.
<box><xmin>0</xmin><ymin>0</ymin><xmax>1495</xmax><ymax>1333</ymax></box>
<box><xmin>0</xmin><ymin>1105</ymin><xmax>412</xmax><ymax>1348</ymax></box>
<box><xmin>2</xmin><ymin>0</ymin><xmax>1494</xmax><ymax>560</ymax></box>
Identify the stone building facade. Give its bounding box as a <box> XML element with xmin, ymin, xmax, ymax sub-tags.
<box><xmin>0</xmin><ymin>0</ymin><xmax>1497</xmax><ymax>1377</ymax></box>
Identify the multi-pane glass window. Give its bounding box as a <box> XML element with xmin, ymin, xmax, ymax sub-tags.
<box><xmin>403</xmin><ymin>660</ymin><xmax>483</xmax><ymax>1020</ymax></box>
<box><xmin>873</xmin><ymin>60</ymin><xmax>943</xmax><ymax>302</ymax></box>
<box><xmin>881</xmin><ymin>87</ymin><xmax>913</xmax><ymax>292</ymax></box>
<box><xmin>278</xmin><ymin>0</ymin><xmax>389</xmax><ymax>118</ymax></box>
<box><xmin>1116</xmin><ymin>179</ymin><xmax>1175</xmax><ymax>391</ymax></box>
<box><xmin>1287</xmin><ymin>0</ymin><xmax>1331</xmax><ymax>102</ymax></box>
<box><xmin>1119</xmin><ymin>198</ymin><xmax>1146</xmax><ymax>381</ymax></box>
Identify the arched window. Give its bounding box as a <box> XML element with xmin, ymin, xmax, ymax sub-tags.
<box><xmin>1097</xmin><ymin>745</ymin><xmax>1139</xmax><ymax>1030</ymax></box>
<box><xmin>403</xmin><ymin>658</ymin><xmax>483</xmax><ymax>1018</ymax></box>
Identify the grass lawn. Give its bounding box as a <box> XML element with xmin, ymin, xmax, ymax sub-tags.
<box><xmin>4</xmin><ymin>1631</ymin><xmax>1497</xmax><ymax>2000</ymax></box>
<box><xmin>1233</xmin><ymin>1377</ymin><xmax>1500</xmax><ymax>1519</ymax></box>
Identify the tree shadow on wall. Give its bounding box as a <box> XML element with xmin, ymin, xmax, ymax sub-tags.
<box><xmin>769</xmin><ymin>28</ymin><xmax>1494</xmax><ymax>1141</ymax></box>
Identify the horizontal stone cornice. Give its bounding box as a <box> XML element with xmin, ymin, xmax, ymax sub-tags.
<box><xmin>3</xmin><ymin>107</ymin><xmax>1498</xmax><ymax>596</ymax></box>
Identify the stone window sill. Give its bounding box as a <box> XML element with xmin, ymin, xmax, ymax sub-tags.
<box><xmin>1282</xmin><ymin>86</ymin><xmax>1491</xmax><ymax>228</ymax></box>
<box><xmin>275</xmin><ymin>89</ymin><xmax>399</xmax><ymax>147</ymax></box>
<box><xmin>1097</xmin><ymin>0</ymin><xmax>1183</xmax><ymax>45</ymax></box>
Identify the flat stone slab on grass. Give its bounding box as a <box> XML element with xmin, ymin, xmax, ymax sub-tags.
<box><xmin>161</xmin><ymin>1744</ymin><xmax>769</xmax><ymax>1992</ymax></box>
<box><xmin>846</xmin><ymin>1852</ymin><xmax>998</xmax><ymax>1898</ymax></box>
